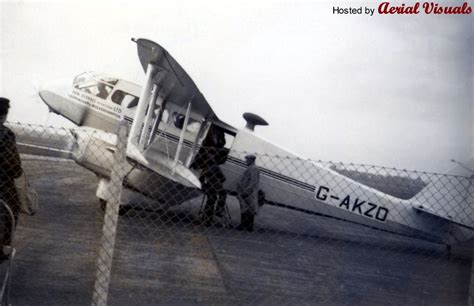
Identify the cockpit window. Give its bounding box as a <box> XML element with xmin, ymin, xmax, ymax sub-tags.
<box><xmin>99</xmin><ymin>78</ymin><xmax>118</xmax><ymax>86</ymax></box>
<box><xmin>73</xmin><ymin>72</ymin><xmax>90</xmax><ymax>87</ymax></box>
<box><xmin>73</xmin><ymin>72</ymin><xmax>117</xmax><ymax>99</ymax></box>
<box><xmin>74</xmin><ymin>81</ymin><xmax>112</xmax><ymax>98</ymax></box>
<box><xmin>96</xmin><ymin>83</ymin><xmax>112</xmax><ymax>99</ymax></box>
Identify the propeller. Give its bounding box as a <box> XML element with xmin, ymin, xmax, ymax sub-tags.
<box><xmin>27</xmin><ymin>78</ymin><xmax>54</xmax><ymax>125</ymax></box>
<box><xmin>27</xmin><ymin>74</ymin><xmax>44</xmax><ymax>101</ymax></box>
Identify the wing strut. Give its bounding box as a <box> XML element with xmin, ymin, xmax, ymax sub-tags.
<box><xmin>140</xmin><ymin>84</ymin><xmax>160</xmax><ymax>147</ymax></box>
<box><xmin>172</xmin><ymin>102</ymin><xmax>192</xmax><ymax>174</ymax></box>
<box><xmin>128</xmin><ymin>63</ymin><xmax>159</xmax><ymax>153</ymax></box>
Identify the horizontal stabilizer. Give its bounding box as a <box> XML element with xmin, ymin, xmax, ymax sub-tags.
<box><xmin>8</xmin><ymin>123</ymin><xmax>75</xmax><ymax>159</ymax></box>
<box><xmin>414</xmin><ymin>204</ymin><xmax>474</xmax><ymax>230</ymax></box>
<box><xmin>17</xmin><ymin>143</ymin><xmax>73</xmax><ymax>159</ymax></box>
<box><xmin>412</xmin><ymin>174</ymin><xmax>474</xmax><ymax>229</ymax></box>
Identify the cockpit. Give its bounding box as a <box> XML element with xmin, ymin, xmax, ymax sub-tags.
<box><xmin>73</xmin><ymin>72</ymin><xmax>118</xmax><ymax>100</ymax></box>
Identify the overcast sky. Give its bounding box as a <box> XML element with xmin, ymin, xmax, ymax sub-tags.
<box><xmin>0</xmin><ymin>0</ymin><xmax>472</xmax><ymax>172</ymax></box>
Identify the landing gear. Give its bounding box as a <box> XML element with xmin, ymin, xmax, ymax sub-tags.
<box><xmin>99</xmin><ymin>199</ymin><xmax>107</xmax><ymax>212</ymax></box>
<box><xmin>98</xmin><ymin>199</ymin><xmax>130</xmax><ymax>216</ymax></box>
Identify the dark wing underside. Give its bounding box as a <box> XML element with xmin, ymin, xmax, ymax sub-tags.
<box><xmin>134</xmin><ymin>38</ymin><xmax>216</xmax><ymax>120</ymax></box>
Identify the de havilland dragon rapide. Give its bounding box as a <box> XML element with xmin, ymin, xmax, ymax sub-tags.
<box><xmin>12</xmin><ymin>38</ymin><xmax>473</xmax><ymax>250</ymax></box>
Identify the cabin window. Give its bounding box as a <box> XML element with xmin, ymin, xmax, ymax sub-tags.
<box><xmin>149</xmin><ymin>106</ymin><xmax>169</xmax><ymax>123</ymax></box>
<box><xmin>111</xmin><ymin>90</ymin><xmax>138</xmax><ymax>107</ymax></box>
<box><xmin>173</xmin><ymin>114</ymin><xmax>185</xmax><ymax>129</ymax></box>
<box><xmin>160</xmin><ymin>109</ymin><xmax>169</xmax><ymax>123</ymax></box>
<box><xmin>187</xmin><ymin>122</ymin><xmax>201</xmax><ymax>134</ymax></box>
<box><xmin>223</xmin><ymin>132</ymin><xmax>235</xmax><ymax>149</ymax></box>
<box><xmin>142</xmin><ymin>104</ymin><xmax>168</xmax><ymax>123</ymax></box>
<box><xmin>172</xmin><ymin>112</ymin><xmax>201</xmax><ymax>133</ymax></box>
<box><xmin>127</xmin><ymin>97</ymin><xmax>139</xmax><ymax>108</ymax></box>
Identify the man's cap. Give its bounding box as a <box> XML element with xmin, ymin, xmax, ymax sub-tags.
<box><xmin>0</xmin><ymin>97</ymin><xmax>10</xmax><ymax>116</ymax></box>
<box><xmin>245</xmin><ymin>154</ymin><xmax>256</xmax><ymax>161</ymax></box>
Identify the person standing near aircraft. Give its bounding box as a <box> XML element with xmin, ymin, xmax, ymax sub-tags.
<box><xmin>201</xmin><ymin>161</ymin><xmax>226</xmax><ymax>226</ymax></box>
<box><xmin>0</xmin><ymin>98</ymin><xmax>23</xmax><ymax>261</ymax></box>
<box><xmin>236</xmin><ymin>154</ymin><xmax>260</xmax><ymax>231</ymax></box>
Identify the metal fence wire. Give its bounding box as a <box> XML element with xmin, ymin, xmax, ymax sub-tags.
<box><xmin>0</xmin><ymin>122</ymin><xmax>472</xmax><ymax>305</ymax></box>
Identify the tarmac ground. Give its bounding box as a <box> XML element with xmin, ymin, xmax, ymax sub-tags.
<box><xmin>7</xmin><ymin>157</ymin><xmax>473</xmax><ymax>305</ymax></box>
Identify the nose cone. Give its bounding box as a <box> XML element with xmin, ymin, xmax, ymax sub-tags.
<box><xmin>38</xmin><ymin>79</ymin><xmax>71</xmax><ymax>114</ymax></box>
<box><xmin>38</xmin><ymin>89</ymin><xmax>59</xmax><ymax>113</ymax></box>
<box><xmin>39</xmin><ymin>89</ymin><xmax>69</xmax><ymax>116</ymax></box>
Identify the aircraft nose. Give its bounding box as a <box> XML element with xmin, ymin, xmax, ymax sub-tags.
<box><xmin>38</xmin><ymin>79</ymin><xmax>71</xmax><ymax>113</ymax></box>
<box><xmin>38</xmin><ymin>89</ymin><xmax>60</xmax><ymax>113</ymax></box>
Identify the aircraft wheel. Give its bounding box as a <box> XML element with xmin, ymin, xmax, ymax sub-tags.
<box><xmin>99</xmin><ymin>199</ymin><xmax>107</xmax><ymax>212</ymax></box>
<box><xmin>119</xmin><ymin>206</ymin><xmax>131</xmax><ymax>216</ymax></box>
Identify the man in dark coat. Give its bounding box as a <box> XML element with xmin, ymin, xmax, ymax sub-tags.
<box><xmin>0</xmin><ymin>98</ymin><xmax>22</xmax><ymax>260</ymax></box>
<box><xmin>201</xmin><ymin>162</ymin><xmax>226</xmax><ymax>226</ymax></box>
<box><xmin>236</xmin><ymin>155</ymin><xmax>260</xmax><ymax>231</ymax></box>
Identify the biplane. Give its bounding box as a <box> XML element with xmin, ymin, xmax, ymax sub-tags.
<box><xmin>12</xmin><ymin>38</ymin><xmax>473</xmax><ymax>248</ymax></box>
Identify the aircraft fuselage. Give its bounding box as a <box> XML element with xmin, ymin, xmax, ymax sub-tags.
<box><xmin>37</xmin><ymin>70</ymin><xmax>474</xmax><ymax>247</ymax></box>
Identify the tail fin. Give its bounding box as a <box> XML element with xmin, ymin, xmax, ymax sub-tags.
<box><xmin>412</xmin><ymin>162</ymin><xmax>473</xmax><ymax>229</ymax></box>
<box><xmin>448</xmin><ymin>158</ymin><xmax>474</xmax><ymax>177</ymax></box>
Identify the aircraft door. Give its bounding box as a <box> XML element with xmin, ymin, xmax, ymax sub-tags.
<box><xmin>190</xmin><ymin>125</ymin><xmax>235</xmax><ymax>171</ymax></box>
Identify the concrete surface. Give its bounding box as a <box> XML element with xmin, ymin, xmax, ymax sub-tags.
<box><xmin>7</xmin><ymin>157</ymin><xmax>472</xmax><ymax>305</ymax></box>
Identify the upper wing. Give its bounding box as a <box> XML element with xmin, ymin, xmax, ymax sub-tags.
<box><xmin>134</xmin><ymin>38</ymin><xmax>216</xmax><ymax>120</ymax></box>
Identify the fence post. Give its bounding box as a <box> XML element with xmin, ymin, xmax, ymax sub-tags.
<box><xmin>469</xmin><ymin>252</ymin><xmax>474</xmax><ymax>306</ymax></box>
<box><xmin>92</xmin><ymin>122</ymin><xmax>129</xmax><ymax>306</ymax></box>
<box><xmin>468</xmin><ymin>177</ymin><xmax>474</xmax><ymax>306</ymax></box>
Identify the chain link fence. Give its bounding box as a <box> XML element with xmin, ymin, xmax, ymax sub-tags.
<box><xmin>0</xmin><ymin>122</ymin><xmax>472</xmax><ymax>305</ymax></box>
